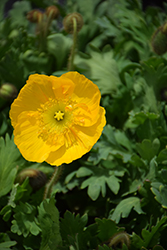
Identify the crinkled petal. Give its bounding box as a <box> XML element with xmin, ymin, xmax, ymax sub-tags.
<box><xmin>10</xmin><ymin>74</ymin><xmax>56</xmax><ymax>126</ymax></box>
<box><xmin>46</xmin><ymin>107</ymin><xmax>106</xmax><ymax>166</ymax></box>
<box><xmin>50</xmin><ymin>76</ymin><xmax>75</xmax><ymax>100</ymax></box>
<box><xmin>14</xmin><ymin>111</ymin><xmax>64</xmax><ymax>162</ymax></box>
<box><xmin>61</xmin><ymin>72</ymin><xmax>101</xmax><ymax>126</ymax></box>
<box><xmin>10</xmin><ymin>72</ymin><xmax>106</xmax><ymax>166</ymax></box>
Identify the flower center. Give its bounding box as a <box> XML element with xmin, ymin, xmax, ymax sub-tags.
<box><xmin>54</xmin><ymin>111</ymin><xmax>64</xmax><ymax>121</ymax></box>
<box><xmin>37</xmin><ymin>98</ymin><xmax>76</xmax><ymax>145</ymax></box>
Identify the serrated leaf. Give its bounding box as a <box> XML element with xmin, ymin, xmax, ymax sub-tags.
<box><xmin>0</xmin><ymin>179</ymin><xmax>31</xmax><ymax>222</ymax></box>
<box><xmin>95</xmin><ymin>16</ymin><xmax>120</xmax><ymax>37</ymax></box>
<box><xmin>96</xmin><ymin>218</ymin><xmax>120</xmax><ymax>242</ymax></box>
<box><xmin>89</xmin><ymin>125</ymin><xmax>132</xmax><ymax>164</ymax></box>
<box><xmin>136</xmin><ymin>139</ymin><xmax>159</xmax><ymax>162</ymax></box>
<box><xmin>38</xmin><ymin>198</ymin><xmax>62</xmax><ymax>250</ymax></box>
<box><xmin>0</xmin><ymin>134</ymin><xmax>20</xmax><ymax>197</ymax></box>
<box><xmin>11</xmin><ymin>202</ymin><xmax>40</xmax><ymax>237</ymax></box>
<box><xmin>75</xmin><ymin>45</ymin><xmax>122</xmax><ymax>95</ymax></box>
<box><xmin>131</xmin><ymin>232</ymin><xmax>145</xmax><ymax>249</ymax></box>
<box><xmin>60</xmin><ymin>211</ymin><xmax>88</xmax><ymax>249</ymax></box>
<box><xmin>110</xmin><ymin>197</ymin><xmax>145</xmax><ymax>223</ymax></box>
<box><xmin>60</xmin><ymin>211</ymin><xmax>88</xmax><ymax>239</ymax></box>
<box><xmin>132</xmin><ymin>217</ymin><xmax>167</xmax><ymax>249</ymax></box>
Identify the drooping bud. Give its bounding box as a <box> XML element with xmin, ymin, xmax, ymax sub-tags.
<box><xmin>63</xmin><ymin>12</ymin><xmax>83</xmax><ymax>34</ymax></box>
<box><xmin>16</xmin><ymin>169</ymin><xmax>47</xmax><ymax>191</ymax></box>
<box><xmin>46</xmin><ymin>5</ymin><xmax>59</xmax><ymax>20</ymax></box>
<box><xmin>0</xmin><ymin>83</ymin><xmax>18</xmax><ymax>101</ymax></box>
<box><xmin>108</xmin><ymin>232</ymin><xmax>130</xmax><ymax>249</ymax></box>
<box><xmin>151</xmin><ymin>22</ymin><xmax>167</xmax><ymax>55</ymax></box>
<box><xmin>26</xmin><ymin>9</ymin><xmax>43</xmax><ymax>23</ymax></box>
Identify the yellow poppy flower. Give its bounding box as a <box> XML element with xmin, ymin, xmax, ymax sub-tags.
<box><xmin>10</xmin><ymin>72</ymin><xmax>106</xmax><ymax>166</ymax></box>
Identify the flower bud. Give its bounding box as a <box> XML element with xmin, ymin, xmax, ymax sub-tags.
<box><xmin>151</xmin><ymin>23</ymin><xmax>167</xmax><ymax>55</ymax></box>
<box><xmin>63</xmin><ymin>12</ymin><xmax>83</xmax><ymax>34</ymax></box>
<box><xmin>16</xmin><ymin>169</ymin><xmax>47</xmax><ymax>191</ymax></box>
<box><xmin>46</xmin><ymin>5</ymin><xmax>59</xmax><ymax>19</ymax></box>
<box><xmin>0</xmin><ymin>83</ymin><xmax>18</xmax><ymax>101</ymax></box>
<box><xmin>26</xmin><ymin>9</ymin><xmax>43</xmax><ymax>23</ymax></box>
<box><xmin>108</xmin><ymin>232</ymin><xmax>130</xmax><ymax>249</ymax></box>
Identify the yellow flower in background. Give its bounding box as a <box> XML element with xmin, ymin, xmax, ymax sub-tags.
<box><xmin>10</xmin><ymin>72</ymin><xmax>106</xmax><ymax>166</ymax></box>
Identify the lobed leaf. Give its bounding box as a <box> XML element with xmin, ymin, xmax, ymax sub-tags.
<box><xmin>38</xmin><ymin>198</ymin><xmax>62</xmax><ymax>250</ymax></box>
<box><xmin>11</xmin><ymin>202</ymin><xmax>40</xmax><ymax>237</ymax></box>
<box><xmin>75</xmin><ymin>45</ymin><xmax>122</xmax><ymax>95</ymax></box>
<box><xmin>110</xmin><ymin>197</ymin><xmax>145</xmax><ymax>223</ymax></box>
<box><xmin>0</xmin><ymin>134</ymin><xmax>20</xmax><ymax>198</ymax></box>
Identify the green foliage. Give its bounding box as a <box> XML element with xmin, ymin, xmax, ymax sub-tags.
<box><xmin>0</xmin><ymin>240</ymin><xmax>17</xmax><ymax>250</ymax></box>
<box><xmin>110</xmin><ymin>197</ymin><xmax>145</xmax><ymax>223</ymax></box>
<box><xmin>38</xmin><ymin>198</ymin><xmax>62</xmax><ymax>250</ymax></box>
<box><xmin>11</xmin><ymin>202</ymin><xmax>40</xmax><ymax>237</ymax></box>
<box><xmin>89</xmin><ymin>124</ymin><xmax>132</xmax><ymax>164</ymax></box>
<box><xmin>9</xmin><ymin>1</ymin><xmax>31</xmax><ymax>28</ymax></box>
<box><xmin>95</xmin><ymin>218</ymin><xmax>123</xmax><ymax>242</ymax></box>
<box><xmin>75</xmin><ymin>45</ymin><xmax>122</xmax><ymax>95</ymax></box>
<box><xmin>0</xmin><ymin>134</ymin><xmax>20</xmax><ymax>198</ymax></box>
<box><xmin>151</xmin><ymin>183</ymin><xmax>167</xmax><ymax>209</ymax></box>
<box><xmin>60</xmin><ymin>211</ymin><xmax>88</xmax><ymax>249</ymax></box>
<box><xmin>0</xmin><ymin>179</ymin><xmax>31</xmax><ymax>221</ymax></box>
<box><xmin>79</xmin><ymin>166</ymin><xmax>122</xmax><ymax>200</ymax></box>
<box><xmin>47</xmin><ymin>34</ymin><xmax>72</xmax><ymax>71</ymax></box>
<box><xmin>131</xmin><ymin>217</ymin><xmax>167</xmax><ymax>249</ymax></box>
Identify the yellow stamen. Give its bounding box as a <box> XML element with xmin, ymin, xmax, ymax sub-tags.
<box><xmin>54</xmin><ymin>111</ymin><xmax>64</xmax><ymax>121</ymax></box>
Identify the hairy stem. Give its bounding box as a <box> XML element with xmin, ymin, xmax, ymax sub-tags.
<box><xmin>43</xmin><ymin>165</ymin><xmax>62</xmax><ymax>199</ymax></box>
<box><xmin>68</xmin><ymin>17</ymin><xmax>77</xmax><ymax>71</ymax></box>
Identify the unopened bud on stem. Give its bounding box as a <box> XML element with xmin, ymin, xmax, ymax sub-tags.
<box><xmin>63</xmin><ymin>12</ymin><xmax>83</xmax><ymax>34</ymax></box>
<box><xmin>151</xmin><ymin>22</ymin><xmax>167</xmax><ymax>55</ymax></box>
<box><xmin>0</xmin><ymin>83</ymin><xmax>17</xmax><ymax>101</ymax></box>
<box><xmin>27</xmin><ymin>9</ymin><xmax>43</xmax><ymax>23</ymax></box>
<box><xmin>16</xmin><ymin>169</ymin><xmax>47</xmax><ymax>191</ymax></box>
<box><xmin>46</xmin><ymin>5</ymin><xmax>59</xmax><ymax>20</ymax></box>
<box><xmin>108</xmin><ymin>232</ymin><xmax>130</xmax><ymax>249</ymax></box>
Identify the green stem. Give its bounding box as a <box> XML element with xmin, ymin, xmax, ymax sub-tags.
<box><xmin>43</xmin><ymin>165</ymin><xmax>62</xmax><ymax>199</ymax></box>
<box><xmin>44</xmin><ymin>12</ymin><xmax>53</xmax><ymax>38</ymax></box>
<box><xmin>38</xmin><ymin>15</ymin><xmax>46</xmax><ymax>52</ymax></box>
<box><xmin>68</xmin><ymin>17</ymin><xmax>77</xmax><ymax>71</ymax></box>
<box><xmin>38</xmin><ymin>13</ymin><xmax>52</xmax><ymax>52</ymax></box>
